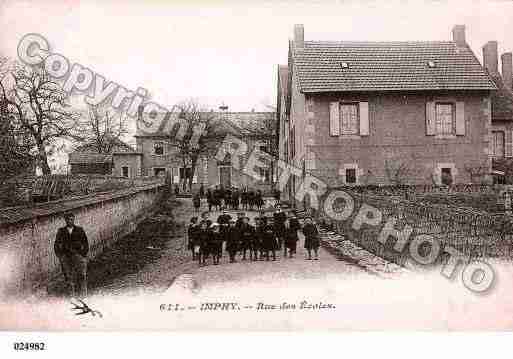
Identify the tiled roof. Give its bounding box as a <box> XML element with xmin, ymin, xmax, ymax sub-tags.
<box><xmin>68</xmin><ymin>153</ymin><xmax>113</xmax><ymax>164</ymax></box>
<box><xmin>294</xmin><ymin>41</ymin><xmax>497</xmax><ymax>92</ymax></box>
<box><xmin>74</xmin><ymin>137</ymin><xmax>137</xmax><ymax>153</ymax></box>
<box><xmin>135</xmin><ymin>112</ymin><xmax>274</xmax><ymax>137</ymax></box>
<box><xmin>490</xmin><ymin>74</ymin><xmax>513</xmax><ymax>121</ymax></box>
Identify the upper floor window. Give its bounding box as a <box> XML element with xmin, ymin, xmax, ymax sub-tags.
<box><xmin>121</xmin><ymin>166</ymin><xmax>129</xmax><ymax>178</ymax></box>
<box><xmin>340</xmin><ymin>103</ymin><xmax>359</xmax><ymax>135</ymax></box>
<box><xmin>492</xmin><ymin>131</ymin><xmax>505</xmax><ymax>158</ymax></box>
<box><xmin>154</xmin><ymin>141</ymin><xmax>165</xmax><ymax>155</ymax></box>
<box><xmin>435</xmin><ymin>103</ymin><xmax>455</xmax><ymax>135</ymax></box>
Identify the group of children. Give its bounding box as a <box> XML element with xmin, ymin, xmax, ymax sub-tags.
<box><xmin>187</xmin><ymin>207</ymin><xmax>321</xmax><ymax>266</ymax></box>
<box><xmin>203</xmin><ymin>186</ymin><xmax>265</xmax><ymax>213</ymax></box>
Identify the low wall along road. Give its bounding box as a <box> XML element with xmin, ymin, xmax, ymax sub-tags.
<box><xmin>0</xmin><ymin>183</ymin><xmax>165</xmax><ymax>297</ymax></box>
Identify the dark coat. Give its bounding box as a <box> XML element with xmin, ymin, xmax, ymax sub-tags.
<box><xmin>187</xmin><ymin>224</ymin><xmax>199</xmax><ymax>249</ymax></box>
<box><xmin>54</xmin><ymin>225</ymin><xmax>89</xmax><ymax>258</ymax></box>
<box><xmin>303</xmin><ymin>223</ymin><xmax>320</xmax><ymax>249</ymax></box>
<box><xmin>283</xmin><ymin>226</ymin><xmax>299</xmax><ymax>249</ymax></box>
<box><xmin>238</xmin><ymin>223</ymin><xmax>255</xmax><ymax>250</ymax></box>
<box><xmin>226</xmin><ymin>227</ymin><xmax>240</xmax><ymax>253</ymax></box>
<box><xmin>198</xmin><ymin>228</ymin><xmax>211</xmax><ymax>254</ymax></box>
<box><xmin>193</xmin><ymin>194</ymin><xmax>201</xmax><ymax>208</ymax></box>
<box><xmin>273</xmin><ymin>211</ymin><xmax>287</xmax><ymax>236</ymax></box>
<box><xmin>289</xmin><ymin>217</ymin><xmax>301</xmax><ymax>231</ymax></box>
<box><xmin>262</xmin><ymin>223</ymin><xmax>277</xmax><ymax>251</ymax></box>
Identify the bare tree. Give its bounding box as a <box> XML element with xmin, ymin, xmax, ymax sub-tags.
<box><xmin>0</xmin><ymin>58</ymin><xmax>34</xmax><ymax>188</ymax></box>
<box><xmin>75</xmin><ymin>105</ymin><xmax>129</xmax><ymax>153</ymax></box>
<box><xmin>166</xmin><ymin>100</ymin><xmax>218</xmax><ymax>190</ymax></box>
<box><xmin>10</xmin><ymin>64</ymin><xmax>81</xmax><ymax>174</ymax></box>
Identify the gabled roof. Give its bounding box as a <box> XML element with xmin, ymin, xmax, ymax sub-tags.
<box><xmin>294</xmin><ymin>41</ymin><xmax>497</xmax><ymax>93</ymax></box>
<box><xmin>68</xmin><ymin>153</ymin><xmax>113</xmax><ymax>164</ymax></box>
<box><xmin>490</xmin><ymin>73</ymin><xmax>513</xmax><ymax>121</ymax></box>
<box><xmin>74</xmin><ymin>137</ymin><xmax>137</xmax><ymax>154</ymax></box>
<box><xmin>135</xmin><ymin>111</ymin><xmax>275</xmax><ymax>138</ymax></box>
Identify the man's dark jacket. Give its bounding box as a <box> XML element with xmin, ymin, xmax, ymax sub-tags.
<box><xmin>54</xmin><ymin>226</ymin><xmax>89</xmax><ymax>258</ymax></box>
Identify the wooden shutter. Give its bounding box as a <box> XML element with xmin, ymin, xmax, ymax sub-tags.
<box><xmin>359</xmin><ymin>102</ymin><xmax>369</xmax><ymax>136</ymax></box>
<box><xmin>506</xmin><ymin>130</ymin><xmax>513</xmax><ymax>158</ymax></box>
<box><xmin>455</xmin><ymin>101</ymin><xmax>465</xmax><ymax>136</ymax></box>
<box><xmin>426</xmin><ymin>101</ymin><xmax>436</xmax><ymax>135</ymax></box>
<box><xmin>329</xmin><ymin>102</ymin><xmax>340</xmax><ymax>136</ymax></box>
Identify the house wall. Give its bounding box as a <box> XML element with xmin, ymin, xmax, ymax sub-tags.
<box><xmin>293</xmin><ymin>90</ymin><xmax>492</xmax><ymax>186</ymax></box>
<box><xmin>112</xmin><ymin>155</ymin><xmax>142</xmax><ymax>178</ymax></box>
<box><xmin>0</xmin><ymin>184</ymin><xmax>163</xmax><ymax>296</ymax></box>
<box><xmin>136</xmin><ymin>136</ymin><xmax>273</xmax><ymax>192</ymax></box>
<box><xmin>70</xmin><ymin>163</ymin><xmax>112</xmax><ymax>175</ymax></box>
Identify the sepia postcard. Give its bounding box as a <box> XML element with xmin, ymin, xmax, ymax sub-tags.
<box><xmin>2</xmin><ymin>0</ymin><xmax>513</xmax><ymax>351</ymax></box>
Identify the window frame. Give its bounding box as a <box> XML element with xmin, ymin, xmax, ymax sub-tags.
<box><xmin>153</xmin><ymin>141</ymin><xmax>165</xmax><ymax>156</ymax></box>
<box><xmin>345</xmin><ymin>168</ymin><xmax>357</xmax><ymax>184</ymax></box>
<box><xmin>339</xmin><ymin>102</ymin><xmax>360</xmax><ymax>136</ymax></box>
<box><xmin>121</xmin><ymin>166</ymin><xmax>130</xmax><ymax>178</ymax></box>
<box><xmin>153</xmin><ymin>167</ymin><xmax>166</xmax><ymax>177</ymax></box>
<box><xmin>492</xmin><ymin>130</ymin><xmax>505</xmax><ymax>158</ymax></box>
<box><xmin>434</xmin><ymin>102</ymin><xmax>456</xmax><ymax>136</ymax></box>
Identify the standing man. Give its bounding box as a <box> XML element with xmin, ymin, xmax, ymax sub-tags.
<box><xmin>54</xmin><ymin>212</ymin><xmax>89</xmax><ymax>298</ymax></box>
<box><xmin>273</xmin><ymin>206</ymin><xmax>287</xmax><ymax>256</ymax></box>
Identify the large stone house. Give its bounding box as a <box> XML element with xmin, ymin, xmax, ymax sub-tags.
<box><xmin>277</xmin><ymin>24</ymin><xmax>497</xmax><ymax>201</ymax></box>
<box><xmin>134</xmin><ymin>111</ymin><xmax>275</xmax><ymax>192</ymax></box>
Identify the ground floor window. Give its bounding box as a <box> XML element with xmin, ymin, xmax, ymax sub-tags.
<box><xmin>121</xmin><ymin>166</ymin><xmax>129</xmax><ymax>178</ymax></box>
<box><xmin>153</xmin><ymin>167</ymin><xmax>166</xmax><ymax>177</ymax></box>
<box><xmin>345</xmin><ymin>168</ymin><xmax>357</xmax><ymax>184</ymax></box>
<box><xmin>179</xmin><ymin>167</ymin><xmax>192</xmax><ymax>181</ymax></box>
<box><xmin>258</xmin><ymin>167</ymin><xmax>271</xmax><ymax>183</ymax></box>
<box><xmin>492</xmin><ymin>131</ymin><xmax>505</xmax><ymax>158</ymax></box>
<box><xmin>440</xmin><ymin>167</ymin><xmax>453</xmax><ymax>186</ymax></box>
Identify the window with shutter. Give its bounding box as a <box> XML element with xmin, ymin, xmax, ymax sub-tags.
<box><xmin>435</xmin><ymin>103</ymin><xmax>455</xmax><ymax>135</ymax></box>
<box><xmin>455</xmin><ymin>101</ymin><xmax>465</xmax><ymax>135</ymax></box>
<box><xmin>340</xmin><ymin>103</ymin><xmax>359</xmax><ymax>135</ymax></box>
<box><xmin>359</xmin><ymin>102</ymin><xmax>369</xmax><ymax>136</ymax></box>
<box><xmin>426</xmin><ymin>101</ymin><xmax>436</xmax><ymax>135</ymax></box>
<box><xmin>505</xmin><ymin>130</ymin><xmax>513</xmax><ymax>158</ymax></box>
<box><xmin>492</xmin><ymin>131</ymin><xmax>505</xmax><ymax>158</ymax></box>
<box><xmin>329</xmin><ymin>102</ymin><xmax>340</xmax><ymax>136</ymax></box>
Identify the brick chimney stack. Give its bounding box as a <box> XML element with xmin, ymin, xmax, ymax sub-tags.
<box><xmin>501</xmin><ymin>52</ymin><xmax>513</xmax><ymax>91</ymax></box>
<box><xmin>294</xmin><ymin>24</ymin><xmax>304</xmax><ymax>49</ymax></box>
<box><xmin>452</xmin><ymin>25</ymin><xmax>466</xmax><ymax>46</ymax></box>
<box><xmin>483</xmin><ymin>41</ymin><xmax>499</xmax><ymax>74</ymax></box>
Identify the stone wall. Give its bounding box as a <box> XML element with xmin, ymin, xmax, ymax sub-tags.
<box><xmin>0</xmin><ymin>183</ymin><xmax>164</xmax><ymax>297</ymax></box>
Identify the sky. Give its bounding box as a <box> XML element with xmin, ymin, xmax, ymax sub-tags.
<box><xmin>1</xmin><ymin>0</ymin><xmax>513</xmax><ymax>169</ymax></box>
<box><xmin>1</xmin><ymin>0</ymin><xmax>513</xmax><ymax>113</ymax></box>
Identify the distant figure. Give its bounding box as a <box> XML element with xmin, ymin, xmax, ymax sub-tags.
<box><xmin>303</xmin><ymin>217</ymin><xmax>320</xmax><ymax>260</ymax></box>
<box><xmin>192</xmin><ymin>192</ymin><xmax>201</xmax><ymax>212</ymax></box>
<box><xmin>188</xmin><ymin>217</ymin><xmax>199</xmax><ymax>260</ymax></box>
<box><xmin>174</xmin><ymin>184</ymin><xmax>179</xmax><ymax>196</ymax></box>
<box><xmin>206</xmin><ymin>189</ymin><xmax>213</xmax><ymax>212</ymax></box>
<box><xmin>283</xmin><ymin>218</ymin><xmax>299</xmax><ymax>258</ymax></box>
<box><xmin>199</xmin><ymin>184</ymin><xmax>205</xmax><ymax>198</ymax></box>
<box><xmin>54</xmin><ymin>212</ymin><xmax>89</xmax><ymax>298</ymax></box>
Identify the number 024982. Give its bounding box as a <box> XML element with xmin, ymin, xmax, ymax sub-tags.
<box><xmin>13</xmin><ymin>342</ymin><xmax>46</xmax><ymax>351</ymax></box>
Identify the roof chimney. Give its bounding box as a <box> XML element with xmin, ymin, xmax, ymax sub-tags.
<box><xmin>452</xmin><ymin>25</ymin><xmax>466</xmax><ymax>46</ymax></box>
<box><xmin>483</xmin><ymin>41</ymin><xmax>499</xmax><ymax>74</ymax></box>
<box><xmin>294</xmin><ymin>24</ymin><xmax>304</xmax><ymax>49</ymax></box>
<box><xmin>502</xmin><ymin>52</ymin><xmax>513</xmax><ymax>91</ymax></box>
